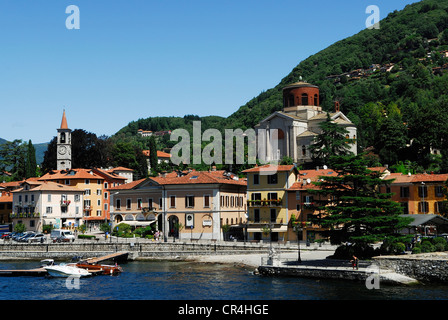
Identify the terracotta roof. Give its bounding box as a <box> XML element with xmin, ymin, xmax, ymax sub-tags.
<box><xmin>151</xmin><ymin>170</ymin><xmax>246</xmax><ymax>187</ymax></box>
<box><xmin>142</xmin><ymin>150</ymin><xmax>172</xmax><ymax>158</ymax></box>
<box><xmin>411</xmin><ymin>173</ymin><xmax>448</xmax><ymax>183</ymax></box>
<box><xmin>110</xmin><ymin>170</ymin><xmax>247</xmax><ymax>190</ymax></box>
<box><xmin>107</xmin><ymin>178</ymin><xmax>148</xmax><ymax>190</ymax></box>
<box><xmin>39</xmin><ymin>169</ymin><xmax>104</xmax><ymax>181</ymax></box>
<box><xmin>0</xmin><ymin>193</ymin><xmax>12</xmax><ymax>202</ymax></box>
<box><xmin>13</xmin><ymin>181</ymin><xmax>82</xmax><ymax>193</ymax></box>
<box><xmin>387</xmin><ymin>173</ymin><xmax>414</xmax><ymax>184</ymax></box>
<box><xmin>92</xmin><ymin>168</ymin><xmax>127</xmax><ymax>181</ymax></box>
<box><xmin>288</xmin><ymin>169</ymin><xmax>338</xmax><ymax>191</ymax></box>
<box><xmin>107</xmin><ymin>167</ymin><xmax>134</xmax><ymax>172</ymax></box>
<box><xmin>242</xmin><ymin>165</ymin><xmax>296</xmax><ymax>174</ymax></box>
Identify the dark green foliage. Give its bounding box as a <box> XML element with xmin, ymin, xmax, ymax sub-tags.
<box><xmin>309</xmin><ymin>154</ymin><xmax>413</xmax><ymax>254</ymax></box>
<box><xmin>308</xmin><ymin>113</ymin><xmax>354</xmax><ymax>167</ymax></box>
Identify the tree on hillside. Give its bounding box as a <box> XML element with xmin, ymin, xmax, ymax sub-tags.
<box><xmin>309</xmin><ymin>154</ymin><xmax>412</xmax><ymax>258</ymax></box>
<box><xmin>148</xmin><ymin>135</ymin><xmax>158</xmax><ymax>173</ymax></box>
<box><xmin>308</xmin><ymin>113</ymin><xmax>354</xmax><ymax>167</ymax></box>
<box><xmin>0</xmin><ymin>139</ymin><xmax>27</xmax><ymax>180</ymax></box>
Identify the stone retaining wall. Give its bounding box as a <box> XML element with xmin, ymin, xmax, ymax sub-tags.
<box><xmin>374</xmin><ymin>253</ymin><xmax>448</xmax><ymax>283</ymax></box>
<box><xmin>0</xmin><ymin>242</ymin><xmax>273</xmax><ymax>260</ymax></box>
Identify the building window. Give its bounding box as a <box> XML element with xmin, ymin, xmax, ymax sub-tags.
<box><xmin>148</xmin><ymin>198</ymin><xmax>153</xmax><ymax>210</ymax></box>
<box><xmin>137</xmin><ymin>199</ymin><xmax>142</xmax><ymax>210</ymax></box>
<box><xmin>48</xmin><ymin>194</ymin><xmax>51</xmax><ymax>202</ymax></box>
<box><xmin>116</xmin><ymin>199</ymin><xmax>121</xmax><ymax>210</ymax></box>
<box><xmin>435</xmin><ymin>186</ymin><xmax>444</xmax><ymax>198</ymax></box>
<box><xmin>85</xmin><ymin>189</ymin><xmax>91</xmax><ymax>196</ymax></box>
<box><xmin>170</xmin><ymin>196</ymin><xmax>176</xmax><ymax>208</ymax></box>
<box><xmin>418</xmin><ymin>201</ymin><xmax>429</xmax><ymax>213</ymax></box>
<box><xmin>85</xmin><ymin>179</ymin><xmax>90</xmax><ymax>185</ymax></box>
<box><xmin>74</xmin><ymin>194</ymin><xmax>80</xmax><ymax>202</ymax></box>
<box><xmin>254</xmin><ymin>209</ymin><xmax>260</xmax><ymax>223</ymax></box>
<box><xmin>418</xmin><ymin>185</ymin><xmax>428</xmax><ymax>198</ymax></box>
<box><xmin>126</xmin><ymin>199</ymin><xmax>131</xmax><ymax>210</ymax></box>
<box><xmin>251</xmin><ymin>193</ymin><xmax>262</xmax><ymax>206</ymax></box>
<box><xmin>204</xmin><ymin>195</ymin><xmax>210</xmax><ymax>208</ymax></box>
<box><xmin>46</xmin><ymin>207</ymin><xmax>52</xmax><ymax>214</ymax></box>
<box><xmin>302</xmin><ymin>145</ymin><xmax>306</xmax><ymax>156</ymax></box>
<box><xmin>301</xmin><ymin>93</ymin><xmax>308</xmax><ymax>105</ymax></box>
<box><xmin>267</xmin><ymin>174</ymin><xmax>278</xmax><ymax>184</ymax></box>
<box><xmin>253</xmin><ymin>174</ymin><xmax>259</xmax><ymax>185</ymax></box>
<box><xmin>104</xmin><ymin>182</ymin><xmax>108</xmax><ymax>189</ymax></box>
<box><xmin>401</xmin><ymin>202</ymin><xmax>409</xmax><ymax>214</ymax></box>
<box><xmin>436</xmin><ymin>201</ymin><xmax>446</xmax><ymax>213</ymax></box>
<box><xmin>104</xmin><ymin>192</ymin><xmax>108</xmax><ymax>200</ymax></box>
<box><xmin>314</xmin><ymin>94</ymin><xmax>318</xmax><ymax>106</ymax></box>
<box><xmin>270</xmin><ymin>208</ymin><xmax>276</xmax><ymax>222</ymax></box>
<box><xmin>400</xmin><ymin>187</ymin><xmax>410</xmax><ymax>198</ymax></box>
<box><xmin>185</xmin><ymin>195</ymin><xmax>195</xmax><ymax>208</ymax></box>
<box><xmin>97</xmin><ymin>189</ymin><xmax>102</xmax><ymax>196</ymax></box>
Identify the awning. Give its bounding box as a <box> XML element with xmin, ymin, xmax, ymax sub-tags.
<box><xmin>247</xmin><ymin>225</ymin><xmax>288</xmax><ymax>233</ymax></box>
<box><xmin>115</xmin><ymin>221</ymin><xmax>156</xmax><ymax>227</ymax></box>
<box><xmin>401</xmin><ymin>214</ymin><xmax>448</xmax><ymax>227</ymax></box>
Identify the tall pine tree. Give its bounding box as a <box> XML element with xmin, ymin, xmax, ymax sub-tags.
<box><xmin>309</xmin><ymin>153</ymin><xmax>412</xmax><ymax>257</ymax></box>
<box><xmin>308</xmin><ymin>113</ymin><xmax>354</xmax><ymax>167</ymax></box>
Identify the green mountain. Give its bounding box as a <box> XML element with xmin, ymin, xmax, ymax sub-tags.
<box><xmin>116</xmin><ymin>0</ymin><xmax>448</xmax><ymax>172</ymax></box>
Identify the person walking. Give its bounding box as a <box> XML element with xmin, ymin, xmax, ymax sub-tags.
<box><xmin>350</xmin><ymin>255</ymin><xmax>359</xmax><ymax>270</ymax></box>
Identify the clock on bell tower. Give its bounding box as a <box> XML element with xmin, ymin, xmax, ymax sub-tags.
<box><xmin>57</xmin><ymin>110</ymin><xmax>72</xmax><ymax>171</ymax></box>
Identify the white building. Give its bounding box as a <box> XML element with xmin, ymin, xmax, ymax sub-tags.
<box><xmin>11</xmin><ymin>180</ymin><xmax>84</xmax><ymax>232</ymax></box>
<box><xmin>255</xmin><ymin>81</ymin><xmax>357</xmax><ymax>164</ymax></box>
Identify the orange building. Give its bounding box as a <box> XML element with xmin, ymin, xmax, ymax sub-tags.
<box><xmin>384</xmin><ymin>173</ymin><xmax>448</xmax><ymax>215</ymax></box>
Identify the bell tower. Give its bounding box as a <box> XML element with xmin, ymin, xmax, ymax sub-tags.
<box><xmin>57</xmin><ymin>110</ymin><xmax>72</xmax><ymax>170</ymax></box>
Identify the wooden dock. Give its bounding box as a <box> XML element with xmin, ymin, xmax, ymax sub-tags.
<box><xmin>83</xmin><ymin>251</ymin><xmax>129</xmax><ymax>264</ymax></box>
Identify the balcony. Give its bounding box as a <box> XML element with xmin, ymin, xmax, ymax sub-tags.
<box><xmin>10</xmin><ymin>212</ymin><xmax>40</xmax><ymax>219</ymax></box>
<box><xmin>247</xmin><ymin>199</ymin><xmax>283</xmax><ymax>207</ymax></box>
<box><xmin>61</xmin><ymin>200</ymin><xmax>71</xmax><ymax>206</ymax></box>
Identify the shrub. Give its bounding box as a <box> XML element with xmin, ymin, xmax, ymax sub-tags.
<box><xmin>421</xmin><ymin>240</ymin><xmax>435</xmax><ymax>253</ymax></box>
<box><xmin>391</xmin><ymin>242</ymin><xmax>406</xmax><ymax>254</ymax></box>
<box><xmin>435</xmin><ymin>242</ymin><xmax>446</xmax><ymax>252</ymax></box>
<box><xmin>412</xmin><ymin>247</ymin><xmax>422</xmax><ymax>254</ymax></box>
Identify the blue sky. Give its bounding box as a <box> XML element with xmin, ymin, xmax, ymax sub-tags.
<box><xmin>0</xmin><ymin>0</ymin><xmax>418</xmax><ymax>144</ymax></box>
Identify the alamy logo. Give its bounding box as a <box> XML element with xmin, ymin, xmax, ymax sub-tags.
<box><xmin>65</xmin><ymin>275</ymin><xmax>81</xmax><ymax>290</ymax></box>
<box><xmin>365</xmin><ymin>263</ymin><xmax>380</xmax><ymax>290</ymax></box>
<box><xmin>365</xmin><ymin>5</ymin><xmax>380</xmax><ymax>30</ymax></box>
<box><xmin>66</xmin><ymin>5</ymin><xmax>80</xmax><ymax>30</ymax></box>
<box><xmin>170</xmin><ymin>121</ymin><xmax>280</xmax><ymax>174</ymax></box>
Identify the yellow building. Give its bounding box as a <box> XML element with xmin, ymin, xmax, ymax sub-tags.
<box><xmin>242</xmin><ymin>165</ymin><xmax>298</xmax><ymax>242</ymax></box>
<box><xmin>39</xmin><ymin>168</ymin><xmax>105</xmax><ymax>230</ymax></box>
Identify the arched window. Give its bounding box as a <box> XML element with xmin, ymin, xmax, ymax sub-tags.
<box><xmin>60</xmin><ymin>132</ymin><xmax>66</xmax><ymax>143</ymax></box>
<box><xmin>301</xmin><ymin>93</ymin><xmax>308</xmax><ymax>105</ymax></box>
<box><xmin>314</xmin><ymin>94</ymin><xmax>318</xmax><ymax>106</ymax></box>
<box><xmin>288</xmin><ymin>94</ymin><xmax>295</xmax><ymax>107</ymax></box>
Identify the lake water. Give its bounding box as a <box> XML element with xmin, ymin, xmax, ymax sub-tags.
<box><xmin>0</xmin><ymin>260</ymin><xmax>448</xmax><ymax>301</ymax></box>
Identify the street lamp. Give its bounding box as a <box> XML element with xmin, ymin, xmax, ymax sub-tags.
<box><xmin>293</xmin><ymin>223</ymin><xmax>302</xmax><ymax>263</ymax></box>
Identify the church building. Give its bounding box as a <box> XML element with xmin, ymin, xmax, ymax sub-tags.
<box><xmin>255</xmin><ymin>81</ymin><xmax>357</xmax><ymax>165</ymax></box>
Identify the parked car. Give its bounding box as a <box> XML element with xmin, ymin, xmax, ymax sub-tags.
<box><xmin>27</xmin><ymin>233</ymin><xmax>46</xmax><ymax>243</ymax></box>
<box><xmin>1</xmin><ymin>232</ymin><xmax>11</xmax><ymax>239</ymax></box>
<box><xmin>18</xmin><ymin>232</ymin><xmax>35</xmax><ymax>242</ymax></box>
<box><xmin>12</xmin><ymin>232</ymin><xmax>25</xmax><ymax>241</ymax></box>
<box><xmin>50</xmin><ymin>229</ymin><xmax>75</xmax><ymax>242</ymax></box>
<box><xmin>53</xmin><ymin>235</ymin><xmax>72</xmax><ymax>243</ymax></box>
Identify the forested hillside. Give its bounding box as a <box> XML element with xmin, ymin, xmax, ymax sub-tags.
<box><xmin>63</xmin><ymin>0</ymin><xmax>448</xmax><ymax>175</ymax></box>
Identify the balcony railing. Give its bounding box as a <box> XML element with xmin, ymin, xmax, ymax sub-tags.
<box><xmin>60</xmin><ymin>200</ymin><xmax>71</xmax><ymax>206</ymax></box>
<box><xmin>10</xmin><ymin>212</ymin><xmax>40</xmax><ymax>219</ymax></box>
<box><xmin>247</xmin><ymin>199</ymin><xmax>283</xmax><ymax>207</ymax></box>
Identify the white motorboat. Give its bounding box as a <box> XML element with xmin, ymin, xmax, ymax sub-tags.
<box><xmin>44</xmin><ymin>264</ymin><xmax>92</xmax><ymax>278</ymax></box>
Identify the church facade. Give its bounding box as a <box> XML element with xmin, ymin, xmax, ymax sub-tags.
<box><xmin>255</xmin><ymin>81</ymin><xmax>357</xmax><ymax>165</ymax></box>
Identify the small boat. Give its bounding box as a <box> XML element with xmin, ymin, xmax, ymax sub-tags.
<box><xmin>75</xmin><ymin>259</ymin><xmax>123</xmax><ymax>275</ymax></box>
<box><xmin>44</xmin><ymin>264</ymin><xmax>92</xmax><ymax>278</ymax></box>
